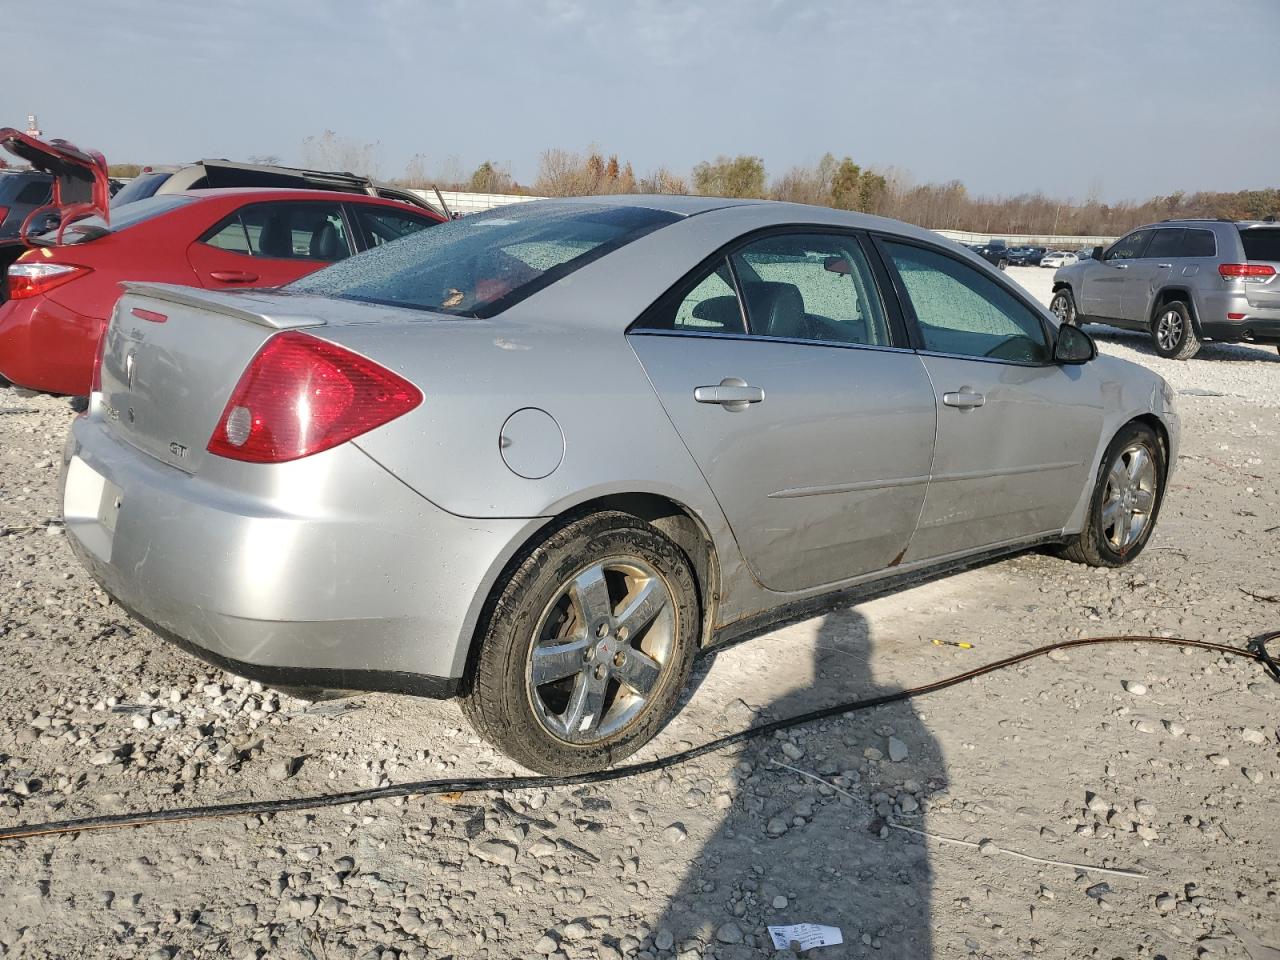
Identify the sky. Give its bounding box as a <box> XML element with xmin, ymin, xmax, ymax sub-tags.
<box><xmin>3</xmin><ymin>0</ymin><xmax>1278</xmax><ymax>203</ymax></box>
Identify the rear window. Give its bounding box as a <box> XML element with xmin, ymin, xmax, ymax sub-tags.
<box><xmin>13</xmin><ymin>180</ymin><xmax>52</xmax><ymax>206</ymax></box>
<box><xmin>38</xmin><ymin>194</ymin><xmax>194</xmax><ymax>245</ymax></box>
<box><xmin>290</xmin><ymin>202</ymin><xmax>681</xmax><ymax>318</ymax></box>
<box><xmin>1240</xmin><ymin>228</ymin><xmax>1280</xmax><ymax>262</ymax></box>
<box><xmin>110</xmin><ymin>172</ymin><xmax>171</xmax><ymax>208</ymax></box>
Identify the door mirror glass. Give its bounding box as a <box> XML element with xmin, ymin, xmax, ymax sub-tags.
<box><xmin>1054</xmin><ymin>323</ymin><xmax>1096</xmax><ymax>364</ymax></box>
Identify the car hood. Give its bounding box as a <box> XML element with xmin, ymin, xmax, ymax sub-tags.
<box><xmin>0</xmin><ymin>127</ymin><xmax>110</xmax><ymax>243</ymax></box>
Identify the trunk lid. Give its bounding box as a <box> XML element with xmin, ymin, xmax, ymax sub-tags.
<box><xmin>99</xmin><ymin>284</ymin><xmax>444</xmax><ymax>473</ymax></box>
<box><xmin>0</xmin><ymin>127</ymin><xmax>110</xmax><ymax>244</ymax></box>
<box><xmin>101</xmin><ymin>284</ymin><xmax>331</xmax><ymax>473</ymax></box>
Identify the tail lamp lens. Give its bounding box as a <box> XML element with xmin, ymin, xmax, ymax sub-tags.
<box><xmin>207</xmin><ymin>332</ymin><xmax>422</xmax><ymax>464</ymax></box>
<box><xmin>1218</xmin><ymin>263</ymin><xmax>1276</xmax><ymax>281</ymax></box>
<box><xmin>7</xmin><ymin>262</ymin><xmax>91</xmax><ymax>300</ymax></box>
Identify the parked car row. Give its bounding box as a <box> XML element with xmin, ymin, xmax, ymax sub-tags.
<box><xmin>1049</xmin><ymin>219</ymin><xmax>1280</xmax><ymax>359</ymax></box>
<box><xmin>0</xmin><ymin>132</ymin><xmax>445</xmax><ymax>395</ymax></box>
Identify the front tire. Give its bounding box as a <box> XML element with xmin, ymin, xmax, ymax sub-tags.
<box><xmin>1151</xmin><ymin>301</ymin><xmax>1200</xmax><ymax>360</ymax></box>
<box><xmin>463</xmin><ymin>512</ymin><xmax>700</xmax><ymax>773</ymax></box>
<box><xmin>1060</xmin><ymin>422</ymin><xmax>1165</xmax><ymax>567</ymax></box>
<box><xmin>1050</xmin><ymin>288</ymin><xmax>1078</xmax><ymax>326</ymax></box>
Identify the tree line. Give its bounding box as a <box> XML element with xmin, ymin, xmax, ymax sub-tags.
<box><xmin>108</xmin><ymin>132</ymin><xmax>1279</xmax><ymax>237</ymax></box>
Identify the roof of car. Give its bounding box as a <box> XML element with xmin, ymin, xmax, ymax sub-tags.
<box><xmin>173</xmin><ymin>186</ymin><xmax>443</xmax><ymax>211</ymax></box>
<box><xmin>519</xmin><ymin>193</ymin><xmax>767</xmax><ymax>216</ymax></box>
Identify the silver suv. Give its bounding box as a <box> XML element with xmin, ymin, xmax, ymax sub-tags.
<box><xmin>1048</xmin><ymin>219</ymin><xmax>1280</xmax><ymax>359</ymax></box>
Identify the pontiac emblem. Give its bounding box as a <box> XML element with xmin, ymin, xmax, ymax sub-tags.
<box><xmin>125</xmin><ymin>351</ymin><xmax>136</xmax><ymax>388</ymax></box>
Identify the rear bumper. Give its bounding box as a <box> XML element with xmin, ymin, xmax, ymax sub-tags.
<box><xmin>0</xmin><ymin>294</ymin><xmax>101</xmax><ymax>395</ymax></box>
<box><xmin>62</xmin><ymin>412</ymin><xmax>541</xmax><ymax>694</ymax></box>
<box><xmin>1200</xmin><ymin>314</ymin><xmax>1280</xmax><ymax>345</ymax></box>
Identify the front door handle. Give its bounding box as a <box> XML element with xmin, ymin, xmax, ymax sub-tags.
<box><xmin>1156</xmin><ymin>263</ymin><xmax>1172</xmax><ymax>268</ymax></box>
<box><xmin>694</xmin><ymin>377</ymin><xmax>765</xmax><ymax>411</ymax></box>
<box><xmin>1113</xmin><ymin>263</ymin><xmax>1129</xmax><ymax>270</ymax></box>
<box><xmin>942</xmin><ymin>387</ymin><xmax>985</xmax><ymax>410</ymax></box>
<box><xmin>209</xmin><ymin>270</ymin><xmax>260</xmax><ymax>284</ymax></box>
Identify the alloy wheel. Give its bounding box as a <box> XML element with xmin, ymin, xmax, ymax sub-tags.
<box><xmin>1101</xmin><ymin>443</ymin><xmax>1158</xmax><ymax>551</ymax></box>
<box><xmin>1155</xmin><ymin>309</ymin><xmax>1184</xmax><ymax>353</ymax></box>
<box><xmin>526</xmin><ymin>557</ymin><xmax>677</xmax><ymax>743</ymax></box>
<box><xmin>1051</xmin><ymin>293</ymin><xmax>1074</xmax><ymax>325</ymax></box>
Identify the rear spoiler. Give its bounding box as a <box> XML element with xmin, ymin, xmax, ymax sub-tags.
<box><xmin>119</xmin><ymin>282</ymin><xmax>326</xmax><ymax>330</ymax></box>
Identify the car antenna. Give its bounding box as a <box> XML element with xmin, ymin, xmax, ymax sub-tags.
<box><xmin>432</xmin><ymin>185</ymin><xmax>454</xmax><ymax>220</ymax></box>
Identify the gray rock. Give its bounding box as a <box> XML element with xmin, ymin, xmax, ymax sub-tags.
<box><xmin>535</xmin><ymin>934</ymin><xmax>559</xmax><ymax>955</ymax></box>
<box><xmin>654</xmin><ymin>928</ymin><xmax>675</xmax><ymax>951</ymax></box>
<box><xmin>887</xmin><ymin>736</ymin><xmax>909</xmax><ymax>762</ymax></box>
<box><xmin>766</xmin><ymin>817</ymin><xmax>789</xmax><ymax>837</ymax></box>
<box><xmin>471</xmin><ymin>839</ymin><xmax>518</xmax><ymax>867</ymax></box>
<box><xmin>716</xmin><ymin>922</ymin><xmax>743</xmax><ymax>944</ymax></box>
<box><xmin>1123</xmin><ymin>680</ymin><xmax>1148</xmax><ymax>696</ymax></box>
<box><xmin>772</xmin><ymin>895</ymin><xmax>788</xmax><ymax>909</ymax></box>
<box><xmin>663</xmin><ymin>823</ymin><xmax>688</xmax><ymax>844</ymax></box>
<box><xmin>561</xmin><ymin>921</ymin><xmax>589</xmax><ymax>941</ymax></box>
<box><xmin>780</xmin><ymin>741</ymin><xmax>804</xmax><ymax>761</ymax></box>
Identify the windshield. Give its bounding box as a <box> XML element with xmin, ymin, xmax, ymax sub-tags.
<box><xmin>289</xmin><ymin>202</ymin><xmax>682</xmax><ymax>318</ymax></box>
<box><xmin>38</xmin><ymin>194</ymin><xmax>194</xmax><ymax>244</ymax></box>
<box><xmin>110</xmin><ymin>172</ymin><xmax>171</xmax><ymax>207</ymax></box>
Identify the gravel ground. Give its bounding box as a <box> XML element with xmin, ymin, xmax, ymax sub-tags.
<box><xmin>0</xmin><ymin>280</ymin><xmax>1278</xmax><ymax>959</ymax></box>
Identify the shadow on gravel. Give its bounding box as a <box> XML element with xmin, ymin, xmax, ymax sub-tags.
<box><xmin>1086</xmin><ymin>324</ymin><xmax>1280</xmax><ymax>363</ymax></box>
<box><xmin>655</xmin><ymin>608</ymin><xmax>943</xmax><ymax>959</ymax></box>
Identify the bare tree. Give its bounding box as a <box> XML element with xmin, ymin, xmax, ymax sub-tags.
<box><xmin>300</xmin><ymin>131</ymin><xmax>381</xmax><ymax>177</ymax></box>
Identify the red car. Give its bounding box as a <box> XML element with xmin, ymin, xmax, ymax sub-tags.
<box><xmin>0</xmin><ymin>179</ymin><xmax>444</xmax><ymax>395</ymax></box>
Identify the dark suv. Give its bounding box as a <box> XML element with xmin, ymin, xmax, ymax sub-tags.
<box><xmin>0</xmin><ymin>169</ymin><xmax>52</xmax><ymax>240</ymax></box>
<box><xmin>1049</xmin><ymin>219</ymin><xmax>1280</xmax><ymax>359</ymax></box>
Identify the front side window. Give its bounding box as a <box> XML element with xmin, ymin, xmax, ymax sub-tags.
<box><xmin>1145</xmin><ymin>229</ymin><xmax>1183</xmax><ymax>259</ymax></box>
<box><xmin>884</xmin><ymin>241</ymin><xmax>1051</xmax><ymax>364</ymax></box>
<box><xmin>292</xmin><ymin>202</ymin><xmax>680</xmax><ymax>318</ymax></box>
<box><xmin>731</xmin><ymin>233</ymin><xmax>890</xmax><ymax>346</ymax></box>
<box><xmin>1106</xmin><ymin>230</ymin><xmax>1153</xmax><ymax>261</ymax></box>
<box><xmin>355</xmin><ymin>206</ymin><xmax>440</xmax><ymax>248</ymax></box>
<box><xmin>202</xmin><ymin>202</ymin><xmax>352</xmax><ymax>261</ymax></box>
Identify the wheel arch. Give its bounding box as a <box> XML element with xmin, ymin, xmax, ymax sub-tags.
<box><xmin>1151</xmin><ymin>287</ymin><xmax>1201</xmax><ymax>335</ymax></box>
<box><xmin>458</xmin><ymin>492</ymin><xmax>723</xmax><ymax>693</ymax></box>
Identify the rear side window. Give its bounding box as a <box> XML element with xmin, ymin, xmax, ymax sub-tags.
<box><xmin>640</xmin><ymin>261</ymin><xmax>745</xmax><ymax>334</ymax></box>
<box><xmin>13</xmin><ymin>180</ymin><xmax>52</xmax><ymax>206</ymax></box>
<box><xmin>1145</xmin><ymin>229</ymin><xmax>1183</xmax><ymax>259</ymax></box>
<box><xmin>110</xmin><ymin>172</ymin><xmax>170</xmax><ymax>207</ymax></box>
<box><xmin>1240</xmin><ymin>228</ymin><xmax>1280</xmax><ymax>262</ymax></box>
<box><xmin>1180</xmin><ymin>229</ymin><xmax>1217</xmax><ymax>258</ymax></box>
<box><xmin>884</xmin><ymin>241</ymin><xmax>1051</xmax><ymax>364</ymax></box>
<box><xmin>291</xmin><ymin>202</ymin><xmax>680</xmax><ymax>318</ymax></box>
<box><xmin>202</xmin><ymin>202</ymin><xmax>352</xmax><ymax>261</ymax></box>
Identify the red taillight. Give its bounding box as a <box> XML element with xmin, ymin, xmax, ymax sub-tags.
<box><xmin>7</xmin><ymin>262</ymin><xmax>91</xmax><ymax>300</ymax></box>
<box><xmin>207</xmin><ymin>332</ymin><xmax>422</xmax><ymax>464</ymax></box>
<box><xmin>1218</xmin><ymin>263</ymin><xmax>1276</xmax><ymax>281</ymax></box>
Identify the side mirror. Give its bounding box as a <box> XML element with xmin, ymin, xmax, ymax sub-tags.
<box><xmin>1090</xmin><ymin>245</ymin><xmax>1104</xmax><ymax>261</ymax></box>
<box><xmin>1054</xmin><ymin>322</ymin><xmax>1096</xmax><ymax>364</ymax></box>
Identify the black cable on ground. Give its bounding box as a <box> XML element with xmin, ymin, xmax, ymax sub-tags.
<box><xmin>2</xmin><ymin>630</ymin><xmax>1277</xmax><ymax>844</ymax></box>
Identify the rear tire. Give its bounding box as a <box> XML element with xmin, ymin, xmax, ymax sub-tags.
<box><xmin>1059</xmin><ymin>421</ymin><xmax>1165</xmax><ymax>567</ymax></box>
<box><xmin>1050</xmin><ymin>288</ymin><xmax>1078</xmax><ymax>326</ymax></box>
<box><xmin>463</xmin><ymin>511</ymin><xmax>699</xmax><ymax>774</ymax></box>
<box><xmin>1151</xmin><ymin>301</ymin><xmax>1200</xmax><ymax>360</ymax></box>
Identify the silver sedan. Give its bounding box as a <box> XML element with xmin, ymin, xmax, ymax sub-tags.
<box><xmin>61</xmin><ymin>196</ymin><xmax>1180</xmax><ymax>772</ymax></box>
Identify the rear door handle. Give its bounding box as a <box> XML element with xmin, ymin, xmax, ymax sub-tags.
<box><xmin>1113</xmin><ymin>264</ymin><xmax>1129</xmax><ymax>270</ymax></box>
<box><xmin>694</xmin><ymin>378</ymin><xmax>765</xmax><ymax>411</ymax></box>
<box><xmin>1156</xmin><ymin>263</ymin><xmax>1173</xmax><ymax>268</ymax></box>
<box><xmin>942</xmin><ymin>388</ymin><xmax>985</xmax><ymax>410</ymax></box>
<box><xmin>209</xmin><ymin>270</ymin><xmax>260</xmax><ymax>284</ymax></box>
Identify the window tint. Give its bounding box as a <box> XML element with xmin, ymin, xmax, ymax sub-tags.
<box><xmin>1239</xmin><ymin>228</ymin><xmax>1280</xmax><ymax>262</ymax></box>
<box><xmin>639</xmin><ymin>261</ymin><xmax>745</xmax><ymax>333</ymax></box>
<box><xmin>291</xmin><ymin>202</ymin><xmax>680</xmax><ymax>318</ymax></box>
<box><xmin>731</xmin><ymin>234</ymin><xmax>890</xmax><ymax>345</ymax></box>
<box><xmin>1106</xmin><ymin>230</ymin><xmax>1153</xmax><ymax>261</ymax></box>
<box><xmin>109</xmin><ymin>172</ymin><xmax>170</xmax><ymax>207</ymax></box>
<box><xmin>14</xmin><ymin>180</ymin><xmax>52</xmax><ymax>206</ymax></box>
<box><xmin>1180</xmin><ymin>229</ymin><xmax>1217</xmax><ymax>258</ymax></box>
<box><xmin>203</xmin><ymin>202</ymin><xmax>352</xmax><ymax>261</ymax></box>
<box><xmin>1145</xmin><ymin>229</ymin><xmax>1183</xmax><ymax>259</ymax></box>
<box><xmin>884</xmin><ymin>242</ymin><xmax>1051</xmax><ymax>364</ymax></box>
<box><xmin>356</xmin><ymin>207</ymin><xmax>440</xmax><ymax>248</ymax></box>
